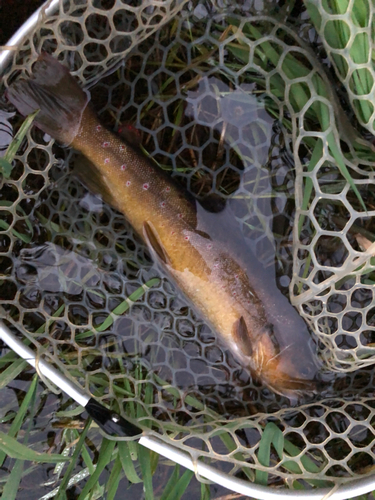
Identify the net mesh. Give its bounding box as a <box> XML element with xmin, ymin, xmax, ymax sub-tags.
<box><xmin>305</xmin><ymin>0</ymin><xmax>375</xmax><ymax>135</ymax></box>
<box><xmin>2</xmin><ymin>0</ymin><xmax>375</xmax><ymax>489</ymax></box>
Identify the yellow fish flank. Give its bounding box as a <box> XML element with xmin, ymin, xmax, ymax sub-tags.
<box><xmin>6</xmin><ymin>53</ymin><xmax>320</xmax><ymax>396</ymax></box>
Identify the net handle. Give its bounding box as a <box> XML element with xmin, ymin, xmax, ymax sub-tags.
<box><xmin>0</xmin><ymin>318</ymin><xmax>374</xmax><ymax>500</ymax></box>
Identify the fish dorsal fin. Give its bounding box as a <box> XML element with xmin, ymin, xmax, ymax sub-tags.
<box><xmin>73</xmin><ymin>154</ymin><xmax>121</xmax><ymax>211</ymax></box>
<box><xmin>232</xmin><ymin>316</ymin><xmax>253</xmax><ymax>357</ymax></box>
<box><xmin>143</xmin><ymin>221</ymin><xmax>171</xmax><ymax>266</ymax></box>
<box><xmin>198</xmin><ymin>193</ymin><xmax>227</xmax><ymax>213</ymax></box>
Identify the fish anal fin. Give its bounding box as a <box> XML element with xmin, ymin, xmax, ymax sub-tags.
<box><xmin>74</xmin><ymin>154</ymin><xmax>121</xmax><ymax>211</ymax></box>
<box><xmin>143</xmin><ymin>221</ymin><xmax>171</xmax><ymax>266</ymax></box>
<box><xmin>232</xmin><ymin>316</ymin><xmax>253</xmax><ymax>357</ymax></box>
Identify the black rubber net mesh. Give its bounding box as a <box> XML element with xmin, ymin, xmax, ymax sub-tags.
<box><xmin>2</xmin><ymin>0</ymin><xmax>375</xmax><ymax>488</ymax></box>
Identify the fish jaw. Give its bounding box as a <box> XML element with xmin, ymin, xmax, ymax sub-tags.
<box><xmin>247</xmin><ymin>329</ymin><xmax>319</xmax><ymax>396</ymax></box>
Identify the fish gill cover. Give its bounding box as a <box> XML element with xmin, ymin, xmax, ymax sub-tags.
<box><xmin>2</xmin><ymin>0</ymin><xmax>375</xmax><ymax>495</ymax></box>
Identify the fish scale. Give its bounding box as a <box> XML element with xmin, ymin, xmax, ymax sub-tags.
<box><xmin>76</xmin><ymin>119</ymin><xmax>208</xmax><ymax>273</ymax></box>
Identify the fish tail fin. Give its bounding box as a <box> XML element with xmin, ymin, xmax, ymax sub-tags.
<box><xmin>6</xmin><ymin>53</ymin><xmax>89</xmax><ymax>145</ymax></box>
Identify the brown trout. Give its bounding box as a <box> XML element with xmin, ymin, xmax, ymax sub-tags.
<box><xmin>6</xmin><ymin>53</ymin><xmax>320</xmax><ymax>396</ymax></box>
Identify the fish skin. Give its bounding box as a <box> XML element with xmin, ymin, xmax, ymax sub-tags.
<box><xmin>6</xmin><ymin>53</ymin><xmax>319</xmax><ymax>396</ymax></box>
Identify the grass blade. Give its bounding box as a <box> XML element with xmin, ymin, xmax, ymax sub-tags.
<box><xmin>77</xmin><ymin>437</ymin><xmax>116</xmax><ymax>500</ymax></box>
<box><xmin>0</xmin><ymin>374</ymin><xmax>38</xmax><ymax>467</ymax></box>
<box><xmin>118</xmin><ymin>441</ymin><xmax>142</xmax><ymax>484</ymax></box>
<box><xmin>2</xmin><ymin>458</ymin><xmax>25</xmax><ymax>500</ymax></box>
<box><xmin>56</xmin><ymin>420</ymin><xmax>92</xmax><ymax>499</ymax></box>
<box><xmin>3</xmin><ymin>110</ymin><xmax>39</xmax><ymax>166</ymax></box>
<box><xmin>162</xmin><ymin>468</ymin><xmax>194</xmax><ymax>500</ymax></box>
<box><xmin>138</xmin><ymin>444</ymin><xmax>154</xmax><ymax>500</ymax></box>
<box><xmin>0</xmin><ymin>358</ymin><xmax>28</xmax><ymax>390</ymax></box>
<box><xmin>0</xmin><ymin>432</ymin><xmax>69</xmax><ymax>463</ymax></box>
<box><xmin>107</xmin><ymin>453</ymin><xmax>123</xmax><ymax>500</ymax></box>
<box><xmin>255</xmin><ymin>423</ymin><xmax>284</xmax><ymax>486</ymax></box>
<box><xmin>160</xmin><ymin>464</ymin><xmax>181</xmax><ymax>500</ymax></box>
<box><xmin>0</xmin><ymin>158</ymin><xmax>12</xmax><ymax>178</ymax></box>
<box><xmin>77</xmin><ymin>277</ymin><xmax>160</xmax><ymax>337</ymax></box>
<box><xmin>2</xmin><ymin>376</ymin><xmax>39</xmax><ymax>500</ymax></box>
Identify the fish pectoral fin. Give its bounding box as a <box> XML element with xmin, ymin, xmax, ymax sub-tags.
<box><xmin>143</xmin><ymin>221</ymin><xmax>171</xmax><ymax>266</ymax></box>
<box><xmin>74</xmin><ymin>154</ymin><xmax>121</xmax><ymax>211</ymax></box>
<box><xmin>232</xmin><ymin>316</ymin><xmax>253</xmax><ymax>357</ymax></box>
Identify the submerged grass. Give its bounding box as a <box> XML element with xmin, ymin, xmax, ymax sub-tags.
<box><xmin>0</xmin><ymin>281</ymin><xmax>202</xmax><ymax>499</ymax></box>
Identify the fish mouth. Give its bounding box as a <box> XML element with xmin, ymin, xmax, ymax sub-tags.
<box><xmin>254</xmin><ymin>349</ymin><xmax>321</xmax><ymax>397</ymax></box>
<box><xmin>253</xmin><ymin>333</ymin><xmax>321</xmax><ymax>396</ymax></box>
<box><xmin>260</xmin><ymin>374</ymin><xmax>318</xmax><ymax>400</ymax></box>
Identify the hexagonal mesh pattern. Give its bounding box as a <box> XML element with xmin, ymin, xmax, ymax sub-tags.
<box><xmin>305</xmin><ymin>0</ymin><xmax>375</xmax><ymax>135</ymax></box>
<box><xmin>2</xmin><ymin>0</ymin><xmax>375</xmax><ymax>490</ymax></box>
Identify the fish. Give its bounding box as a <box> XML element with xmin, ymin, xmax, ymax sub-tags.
<box><xmin>6</xmin><ymin>53</ymin><xmax>320</xmax><ymax>397</ymax></box>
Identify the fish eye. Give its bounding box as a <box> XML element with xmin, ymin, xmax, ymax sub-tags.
<box><xmin>296</xmin><ymin>361</ymin><xmax>317</xmax><ymax>380</ymax></box>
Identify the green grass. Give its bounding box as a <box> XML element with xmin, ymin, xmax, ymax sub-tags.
<box><xmin>0</xmin><ymin>109</ymin><xmax>39</xmax><ymax>179</ymax></box>
<box><xmin>305</xmin><ymin>0</ymin><xmax>375</xmax><ymax>132</ymax></box>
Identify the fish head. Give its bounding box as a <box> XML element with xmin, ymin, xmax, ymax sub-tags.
<box><xmin>251</xmin><ymin>324</ymin><xmax>319</xmax><ymax>397</ymax></box>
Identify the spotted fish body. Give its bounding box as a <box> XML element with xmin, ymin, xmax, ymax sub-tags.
<box><xmin>6</xmin><ymin>54</ymin><xmax>319</xmax><ymax>396</ymax></box>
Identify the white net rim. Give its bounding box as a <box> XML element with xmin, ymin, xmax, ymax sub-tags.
<box><xmin>0</xmin><ymin>0</ymin><xmax>59</xmax><ymax>69</ymax></box>
<box><xmin>0</xmin><ymin>315</ymin><xmax>373</xmax><ymax>500</ymax></box>
<box><xmin>2</xmin><ymin>1</ymin><xmax>375</xmax><ymax>498</ymax></box>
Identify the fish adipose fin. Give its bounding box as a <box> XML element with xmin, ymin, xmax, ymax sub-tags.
<box><xmin>232</xmin><ymin>316</ymin><xmax>253</xmax><ymax>356</ymax></box>
<box><xmin>6</xmin><ymin>53</ymin><xmax>89</xmax><ymax>145</ymax></box>
<box><xmin>143</xmin><ymin>221</ymin><xmax>171</xmax><ymax>266</ymax></box>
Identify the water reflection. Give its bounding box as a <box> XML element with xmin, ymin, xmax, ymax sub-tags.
<box><xmin>17</xmin><ymin>242</ymin><xmax>100</xmax><ymax>294</ymax></box>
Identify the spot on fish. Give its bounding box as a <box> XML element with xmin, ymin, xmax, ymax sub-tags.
<box><xmin>235</xmin><ymin>274</ymin><xmax>239</xmax><ymax>279</ymax></box>
<box><xmin>171</xmin><ymin>231</ymin><xmax>175</xmax><ymax>235</ymax></box>
<box><xmin>143</xmin><ymin>183</ymin><xmax>149</xmax><ymax>190</ymax></box>
<box><xmin>165</xmin><ymin>187</ymin><xmax>171</xmax><ymax>193</ymax></box>
<box><xmin>184</xmin><ymin>236</ymin><xmax>189</xmax><ymax>241</ymax></box>
<box><xmin>213</xmin><ymin>263</ymin><xmax>219</xmax><ymax>269</ymax></box>
<box><xmin>232</xmin><ymin>291</ymin><xmax>237</xmax><ymax>296</ymax></box>
<box><xmin>126</xmin><ymin>181</ymin><xmax>131</xmax><ymax>187</ymax></box>
<box><xmin>104</xmin><ymin>158</ymin><xmax>110</xmax><ymax>164</ymax></box>
<box><xmin>207</xmin><ymin>243</ymin><xmax>213</xmax><ymax>250</ymax></box>
<box><xmin>160</xmin><ymin>201</ymin><xmax>166</xmax><ymax>208</ymax></box>
<box><xmin>121</xmin><ymin>164</ymin><xmax>127</xmax><ymax>171</ymax></box>
<box><xmin>96</xmin><ymin>125</ymin><xmax>102</xmax><ymax>132</ymax></box>
<box><xmin>102</xmin><ymin>141</ymin><xmax>109</xmax><ymax>147</ymax></box>
<box><xmin>177</xmin><ymin>213</ymin><xmax>183</xmax><ymax>219</ymax></box>
<box><xmin>120</xmin><ymin>145</ymin><xmax>125</xmax><ymax>152</ymax></box>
